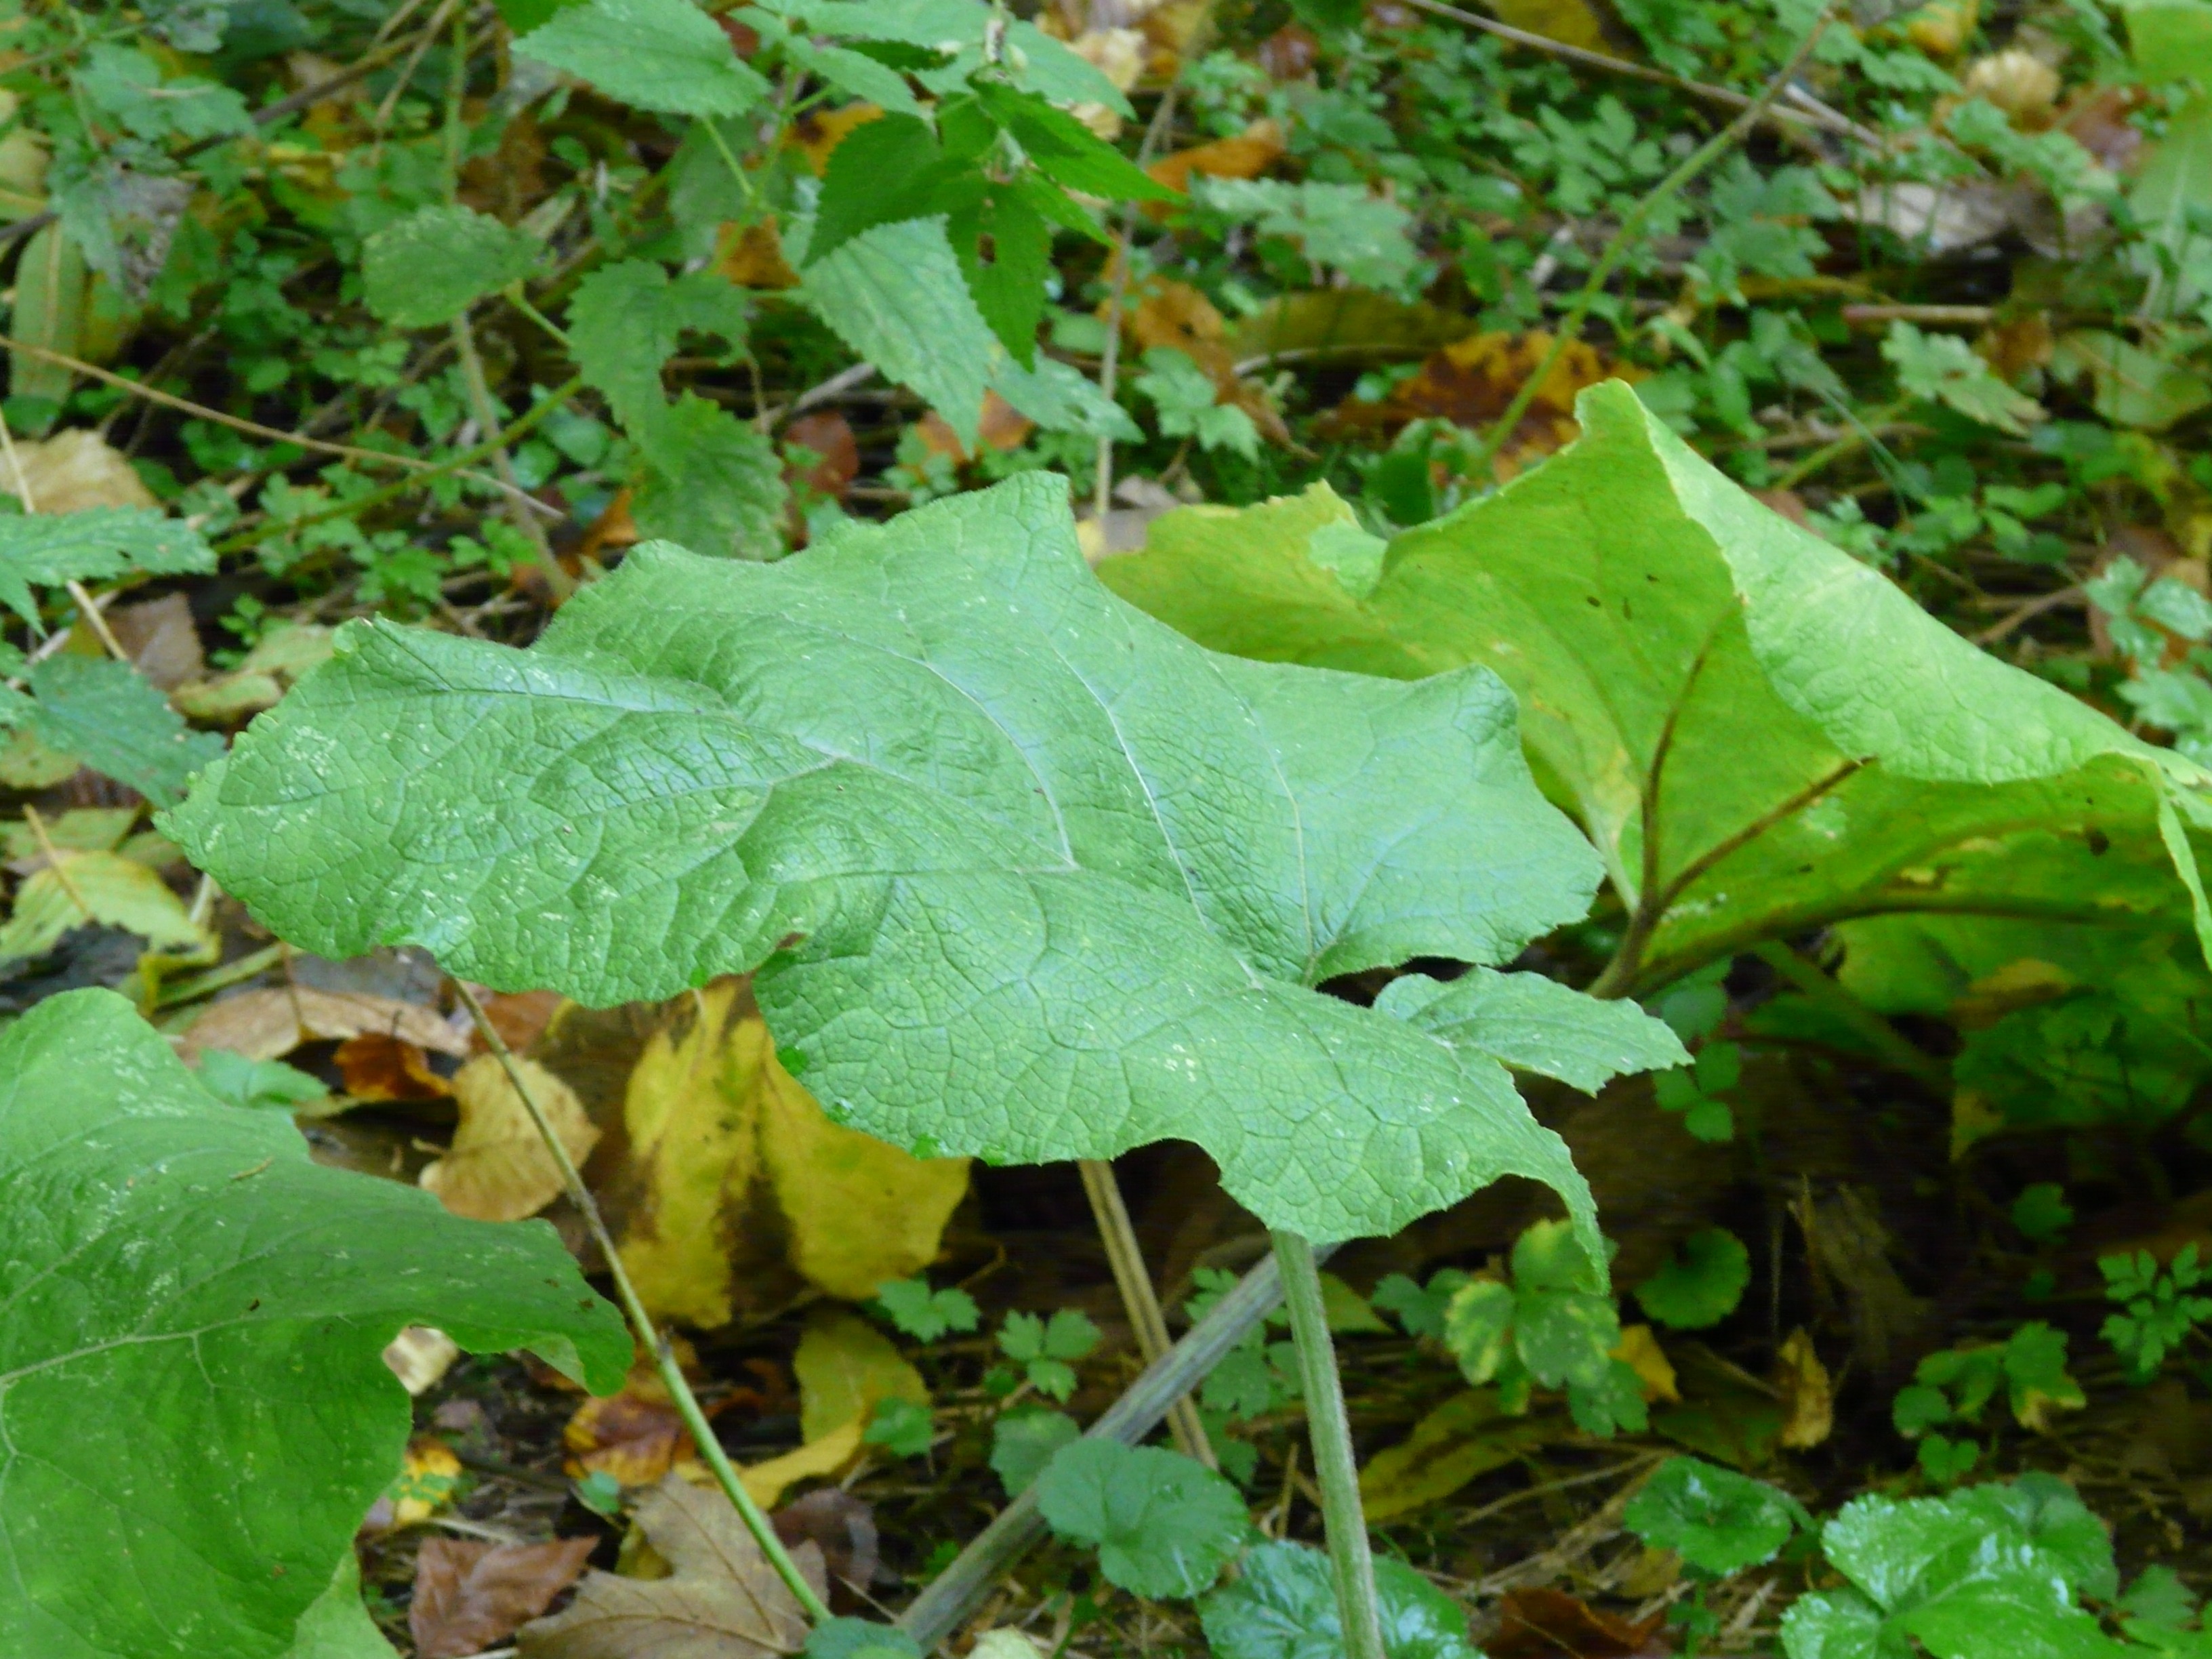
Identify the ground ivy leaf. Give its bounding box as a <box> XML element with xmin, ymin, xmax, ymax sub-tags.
<box><xmin>1099</xmin><ymin>382</ymin><xmax>2212</xmax><ymax>991</ymax></box>
<box><xmin>1376</xmin><ymin>968</ymin><xmax>1688</xmax><ymax>1092</ymax></box>
<box><xmin>171</xmin><ymin>475</ymin><xmax>1604</xmax><ymax>1242</ymax></box>
<box><xmin>361</xmin><ymin>205</ymin><xmax>544</xmax><ymax>330</ymax></box>
<box><xmin>1200</xmin><ymin>1540</ymin><xmax>1479</xmax><ymax>1659</ymax></box>
<box><xmin>0</xmin><ymin>989</ymin><xmax>629</xmax><ymax>1659</ymax></box>
<box><xmin>514</xmin><ymin>0</ymin><xmax>771</xmax><ymax>117</ymax></box>
<box><xmin>1622</xmin><ymin>1456</ymin><xmax>1807</xmax><ymax>1576</ymax></box>
<box><xmin>1633</xmin><ymin>1227</ymin><xmax>1751</xmax><ymax>1330</ymax></box>
<box><xmin>1034</xmin><ymin>1440</ymin><xmax>1250</xmax><ymax>1599</ymax></box>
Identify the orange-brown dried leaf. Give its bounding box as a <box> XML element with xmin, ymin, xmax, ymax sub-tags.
<box><xmin>914</xmin><ymin>392</ymin><xmax>1036</xmax><ymax>465</ymax></box>
<box><xmin>714</xmin><ymin>218</ymin><xmax>800</xmax><ymax>290</ymax></box>
<box><xmin>564</xmin><ymin>1376</ymin><xmax>698</xmax><ymax>1488</ymax></box>
<box><xmin>1256</xmin><ymin>22</ymin><xmax>1317</xmax><ymax>77</ymax></box>
<box><xmin>471</xmin><ymin>988</ymin><xmax>567</xmax><ymax>1057</ymax></box>
<box><xmin>336</xmin><ymin>1031</ymin><xmax>449</xmax><ymax>1103</ymax></box>
<box><xmin>784</xmin><ymin>411</ymin><xmax>861</xmax><ymax>500</ymax></box>
<box><xmin>411</xmin><ymin>1536</ymin><xmax>598</xmax><ymax>1659</ymax></box>
<box><xmin>1489</xmin><ymin>1587</ymin><xmax>1668</xmax><ymax>1659</ymax></box>
<box><xmin>1144</xmin><ymin>119</ymin><xmax>1285</xmax><ymax>201</ymax></box>
<box><xmin>577</xmin><ymin>487</ymin><xmax>640</xmax><ymax>562</ymax></box>
<box><xmin>1333</xmin><ymin>330</ymin><xmax>1628</xmax><ymax>474</ymax></box>
<box><xmin>788</xmin><ymin>103</ymin><xmax>884</xmax><ymax>175</ymax></box>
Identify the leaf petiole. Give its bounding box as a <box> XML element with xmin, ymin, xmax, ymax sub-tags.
<box><xmin>1271</xmin><ymin>1228</ymin><xmax>1385</xmax><ymax>1659</ymax></box>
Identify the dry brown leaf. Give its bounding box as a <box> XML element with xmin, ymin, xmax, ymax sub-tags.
<box><xmin>787</xmin><ymin>103</ymin><xmax>882</xmax><ymax>175</ymax></box>
<box><xmin>565</xmin><ymin>1372</ymin><xmax>700</xmax><ymax>1488</ymax></box>
<box><xmin>1115</xmin><ymin>275</ymin><xmax>1291</xmax><ymax>447</ymax></box>
<box><xmin>470</xmin><ymin>988</ymin><xmax>567</xmax><ymax>1057</ymax></box>
<box><xmin>412</xmin><ymin>1536</ymin><xmax>598</xmax><ymax>1659</ymax></box>
<box><xmin>0</xmin><ymin>428</ymin><xmax>157</xmax><ymax>513</ymax></box>
<box><xmin>1256</xmin><ymin>24</ymin><xmax>1317</xmax><ymax>79</ymax></box>
<box><xmin>1774</xmin><ymin>1328</ymin><xmax>1834</xmax><ymax>1450</ymax></box>
<box><xmin>518</xmin><ymin>1475</ymin><xmax>821</xmax><ymax>1658</ymax></box>
<box><xmin>1489</xmin><ymin>1587</ymin><xmax>1667</xmax><ymax>1659</ymax></box>
<box><xmin>105</xmin><ymin>592</ymin><xmax>203</xmax><ymax>691</ymax></box>
<box><xmin>1144</xmin><ymin>119</ymin><xmax>1284</xmax><ymax>201</ymax></box>
<box><xmin>336</xmin><ymin>1031</ymin><xmax>449</xmax><ymax>1102</ymax></box>
<box><xmin>771</xmin><ymin>1490</ymin><xmax>877</xmax><ymax>1602</ymax></box>
<box><xmin>1331</xmin><ymin>330</ymin><xmax>1624</xmax><ymax>476</ymax></box>
<box><xmin>577</xmin><ymin>487</ymin><xmax>640</xmax><ymax>562</ymax></box>
<box><xmin>914</xmin><ymin>392</ymin><xmax>1036</xmax><ymax>466</ymax></box>
<box><xmin>713</xmin><ymin>219</ymin><xmax>800</xmax><ymax>290</ymax></box>
<box><xmin>783</xmin><ymin>410</ymin><xmax>861</xmax><ymax>502</ymax></box>
<box><xmin>420</xmin><ymin>1053</ymin><xmax>599</xmax><ymax>1223</ymax></box>
<box><xmin>180</xmin><ymin>985</ymin><xmax>469</xmax><ymax>1063</ymax></box>
<box><xmin>598</xmin><ymin>979</ymin><xmax>969</xmax><ymax>1326</ymax></box>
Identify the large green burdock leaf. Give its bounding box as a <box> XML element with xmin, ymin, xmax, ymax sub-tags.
<box><xmin>0</xmin><ymin>990</ymin><xmax>628</xmax><ymax>1659</ymax></box>
<box><xmin>1099</xmin><ymin>382</ymin><xmax>2212</xmax><ymax>994</ymax></box>
<box><xmin>167</xmin><ymin>474</ymin><xmax>1668</xmax><ymax>1243</ymax></box>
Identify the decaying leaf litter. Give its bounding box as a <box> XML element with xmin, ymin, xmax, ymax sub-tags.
<box><xmin>3</xmin><ymin>0</ymin><xmax>2212</xmax><ymax>1652</ymax></box>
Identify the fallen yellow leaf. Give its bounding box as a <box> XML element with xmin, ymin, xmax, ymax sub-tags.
<box><xmin>420</xmin><ymin>1054</ymin><xmax>599</xmax><ymax>1223</ymax></box>
<box><xmin>605</xmin><ymin>980</ymin><xmax>969</xmax><ymax>1326</ymax></box>
<box><xmin>1612</xmin><ymin>1324</ymin><xmax>1681</xmax><ymax>1404</ymax></box>
<box><xmin>794</xmin><ymin>1307</ymin><xmax>928</xmax><ymax>1443</ymax></box>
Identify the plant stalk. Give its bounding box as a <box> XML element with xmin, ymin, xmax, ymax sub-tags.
<box><xmin>1271</xmin><ymin>1229</ymin><xmax>1385</xmax><ymax>1659</ymax></box>
<box><xmin>1076</xmin><ymin>1158</ymin><xmax>1215</xmax><ymax>1467</ymax></box>
<box><xmin>449</xmin><ymin>981</ymin><xmax>831</xmax><ymax>1624</ymax></box>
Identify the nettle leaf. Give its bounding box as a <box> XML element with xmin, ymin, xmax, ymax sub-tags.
<box><xmin>22</xmin><ymin>656</ymin><xmax>224</xmax><ymax>808</ymax></box>
<box><xmin>0</xmin><ymin>507</ymin><xmax>216</xmax><ymax>629</ymax></box>
<box><xmin>1200</xmin><ymin>1540</ymin><xmax>1479</xmax><ymax>1659</ymax></box>
<box><xmin>169</xmin><ymin>474</ymin><xmax>1607</xmax><ymax>1244</ymax></box>
<box><xmin>0</xmin><ymin>990</ymin><xmax>628</xmax><ymax>1659</ymax></box>
<box><xmin>1624</xmin><ymin>1456</ymin><xmax>1807</xmax><ymax>1577</ymax></box>
<box><xmin>515</xmin><ymin>0</ymin><xmax>771</xmax><ymax>117</ymax></box>
<box><xmin>1633</xmin><ymin>1227</ymin><xmax>1751</xmax><ymax>1330</ymax></box>
<box><xmin>773</xmin><ymin>0</ymin><xmax>1132</xmax><ymax>112</ymax></box>
<box><xmin>1101</xmin><ymin>382</ymin><xmax>2212</xmax><ymax>995</ymax></box>
<box><xmin>361</xmin><ymin>205</ymin><xmax>544</xmax><ymax>329</ymax></box>
<box><xmin>1376</xmin><ymin>968</ymin><xmax>1688</xmax><ymax>1093</ymax></box>
<box><xmin>567</xmin><ymin>260</ymin><xmax>752</xmax><ymax>433</ymax></box>
<box><xmin>1034</xmin><ymin>1439</ymin><xmax>1250</xmax><ymax>1598</ymax></box>
<box><xmin>630</xmin><ymin>392</ymin><xmax>788</xmax><ymax>560</ymax></box>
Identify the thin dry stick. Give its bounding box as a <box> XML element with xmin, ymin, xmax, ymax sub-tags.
<box><xmin>1468</xmin><ymin>12</ymin><xmax>1837</xmax><ymax>484</ymax></box>
<box><xmin>1397</xmin><ymin>0</ymin><xmax>1874</xmax><ymax>144</ymax></box>
<box><xmin>0</xmin><ymin>409</ymin><xmax>127</xmax><ymax>661</ymax></box>
<box><xmin>0</xmin><ymin>333</ymin><xmax>551</xmax><ymax>513</ymax></box>
<box><xmin>449</xmin><ymin>981</ymin><xmax>832</xmax><ymax>1625</ymax></box>
<box><xmin>21</xmin><ymin>806</ymin><xmax>93</xmax><ymax>924</ymax></box>
<box><xmin>1075</xmin><ymin>1158</ymin><xmax>1216</xmax><ymax>1467</ymax></box>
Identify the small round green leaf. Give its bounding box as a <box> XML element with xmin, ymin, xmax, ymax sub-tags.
<box><xmin>1633</xmin><ymin>1227</ymin><xmax>1751</xmax><ymax>1330</ymax></box>
<box><xmin>1034</xmin><ymin>1439</ymin><xmax>1250</xmax><ymax>1599</ymax></box>
<box><xmin>1622</xmin><ymin>1456</ymin><xmax>1806</xmax><ymax>1576</ymax></box>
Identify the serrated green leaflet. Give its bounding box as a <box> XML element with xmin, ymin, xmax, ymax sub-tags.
<box><xmin>361</xmin><ymin>205</ymin><xmax>544</xmax><ymax>329</ymax></box>
<box><xmin>16</xmin><ymin>655</ymin><xmax>225</xmax><ymax>807</ymax></box>
<box><xmin>1035</xmin><ymin>1440</ymin><xmax>1249</xmax><ymax>1598</ymax></box>
<box><xmin>630</xmin><ymin>392</ymin><xmax>787</xmax><ymax>559</ymax></box>
<box><xmin>1099</xmin><ymin>382</ymin><xmax>2212</xmax><ymax>996</ymax></box>
<box><xmin>1199</xmin><ymin>1540</ymin><xmax>1479</xmax><ymax>1659</ymax></box>
<box><xmin>169</xmin><ymin>473</ymin><xmax>1607</xmax><ymax>1242</ymax></box>
<box><xmin>0</xmin><ymin>506</ymin><xmax>214</xmax><ymax>628</ymax></box>
<box><xmin>566</xmin><ymin>260</ymin><xmax>752</xmax><ymax>433</ymax></box>
<box><xmin>0</xmin><ymin>990</ymin><xmax>628</xmax><ymax>1659</ymax></box>
<box><xmin>514</xmin><ymin>0</ymin><xmax>771</xmax><ymax>117</ymax></box>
